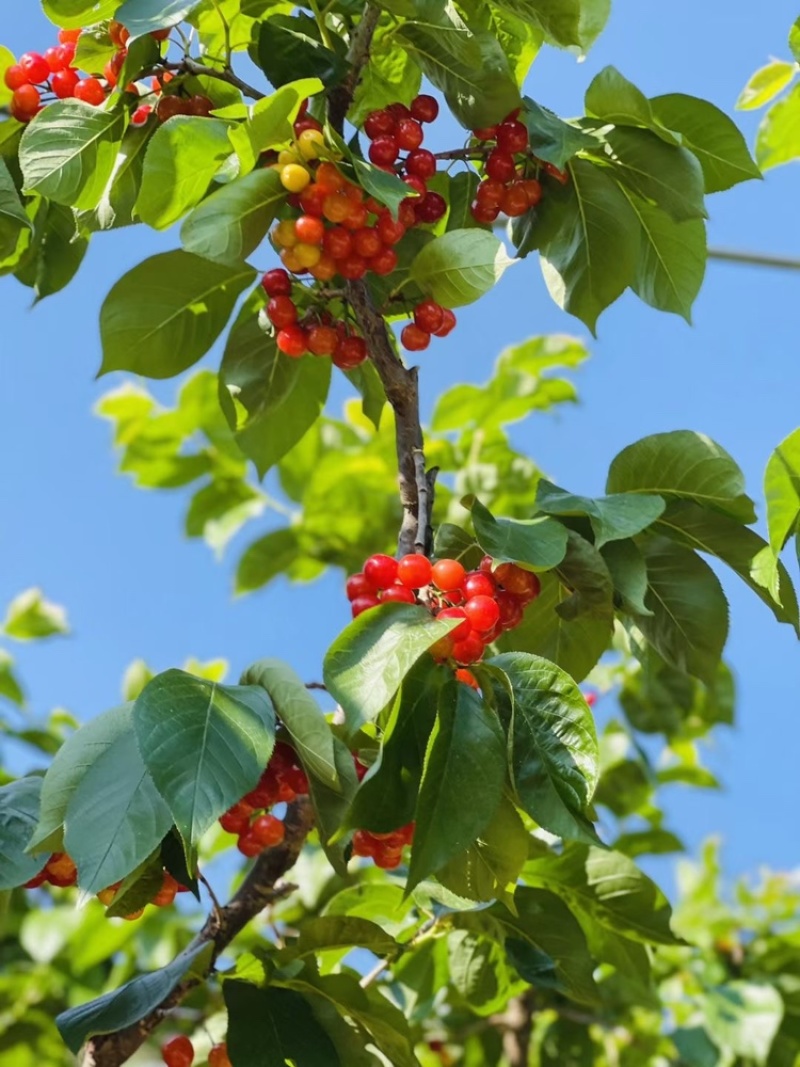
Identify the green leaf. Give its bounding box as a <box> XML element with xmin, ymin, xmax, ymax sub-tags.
<box><xmin>524</xmin><ymin>844</ymin><xmax>679</xmax><ymax>944</ymax></box>
<box><xmin>76</xmin><ymin>124</ymin><xmax>151</xmax><ymax>232</ymax></box>
<box><xmin>765</xmin><ymin>426</ymin><xmax>800</xmax><ymax>554</ymax></box>
<box><xmin>552</xmin><ymin>530</ymin><xmax>615</xmax><ymax>621</ymax></box>
<box><xmin>306</xmin><ymin>735</ymin><xmax>359</xmax><ymax>876</ymax></box>
<box><xmin>620</xmin><ymin>655</ymin><xmax>734</xmax><ymax>739</ymax></box>
<box><xmin>636</xmin><ymin>537</ymin><xmax>729</xmax><ymax>684</ymax></box>
<box><xmin>621</xmin><ymin>191</ymin><xmax>706</xmax><ymax>322</ymax></box>
<box><xmin>64</xmin><ymin>705</ymin><xmax>172</xmax><ymax>894</ymax></box>
<box><xmin>409</xmin><ymin>228</ymin><xmax>515</xmax><ymax>309</ymax></box>
<box><xmin>407</xmin><ymin>680</ymin><xmax>506</xmax><ymax>891</ymax></box>
<box><xmin>99</xmin><ymin>250</ymin><xmax>255</xmax><ymax>378</ymax></box>
<box><xmin>235</xmin><ymin>528</ymin><xmax>300</xmax><ymax>593</ymax></box>
<box><xmin>755</xmin><ymin>84</ymin><xmax>800</xmax><ymax>170</ymax></box>
<box><xmin>600</xmin><ymin>127</ymin><xmax>707</xmax><ymax>222</ymax></box>
<box><xmin>488</xmin><ymin>652</ymin><xmax>599</xmax><ymax>842</ymax></box>
<box><xmin>0</xmin><ymin>158</ymin><xmax>30</xmax><ymax>261</ymax></box>
<box><xmin>0</xmin><ymin>650</ymin><xmax>24</xmax><ymax>707</ymax></box>
<box><xmin>225</xmin><ymin>982</ymin><xmax>342</xmax><ymax>1067</ymax></box>
<box><xmin>295</xmin><ymin>916</ymin><xmax>398</xmax><ymax>958</ymax></box>
<box><xmin>349</xmin><ymin>13</ymin><xmax>422</xmax><ymax>126</ymax></box>
<box><xmin>133</xmin><ymin>669</ymin><xmax>276</xmax><ymax>847</ymax></box>
<box><xmin>220</xmin><ymin>308</ymin><xmax>331</xmax><ymax>477</ymax></box>
<box><xmin>585</xmin><ymin>67</ymin><xmax>678</xmax><ymax>142</ymax></box>
<box><xmin>344</xmin><ymin>359</ymin><xmax>386</xmax><ymax>430</ymax></box>
<box><xmin>653</xmin><ymin>500</ymin><xmax>799</xmax><ymax>631</ymax></box>
<box><xmin>240</xmin><ymin>659</ymin><xmax>339</xmax><ymax>789</ymax></box>
<box><xmin>0</xmin><ymin>778</ymin><xmax>44</xmax><ymax>890</ymax></box>
<box><xmin>437</xmin><ymin>795</ymin><xmax>531</xmax><ymax>904</ymax></box>
<box><xmin>41</xmin><ymin>0</ymin><xmax>119</xmax><ymax>31</ymax></box>
<box><xmin>606</xmin><ymin>430</ymin><xmax>756</xmax><ymax>523</ymax></box>
<box><xmin>536</xmin><ymin>159</ymin><xmax>640</xmax><ymax>333</ymax></box>
<box><xmin>323</xmin><ymin>603</ymin><xmax>460</xmax><ymax>737</ymax></box>
<box><xmin>115</xmin><ymin>0</ymin><xmax>204</xmax><ymax>39</ymax></box>
<box><xmin>72</xmin><ymin>26</ymin><xmax>116</xmax><ymax>75</ymax></box>
<box><xmin>181</xmin><ymin>168</ymin><xmax>285</xmax><ymax>265</ymax></box>
<box><xmin>396</xmin><ymin>8</ymin><xmax>521</xmax><ymax>129</ymax></box>
<box><xmin>496</xmin><ymin>0</ymin><xmax>608</xmax><ymax>52</ymax></box>
<box><xmin>521</xmin><ymin>96</ymin><xmax>598</xmax><ymax>170</ymax></box>
<box><xmin>255</xmin><ymin>13</ymin><xmax>349</xmax><ymax>90</ymax></box>
<box><xmin>737</xmin><ymin>60</ymin><xmax>797</xmax><ymax>111</ymax></box>
<box><xmin>470</xmin><ymin>497</ymin><xmax>569</xmax><ymax>570</ymax></box>
<box><xmin>0</xmin><ymin>47</ymin><xmax>14</xmax><ymax>108</ymax></box>
<box><xmin>229</xmin><ymin>78</ymin><xmax>322</xmax><ymax>173</ymax></box>
<box><xmin>791</xmin><ymin>19</ymin><xmax>800</xmax><ymax>64</ymax></box>
<box><xmin>705</xmin><ymin>983</ymin><xmax>784</xmax><ymax>1065</ymax></box>
<box><xmin>349</xmin><ymin>153</ymin><xmax>412</xmax><ymax>220</ymax></box>
<box><xmin>136</xmin><ymin>117</ymin><xmax>234</xmax><ymax>229</ymax></box>
<box><xmin>614</xmin><ymin>828</ymin><xmax>684</xmax><ymax>858</ymax></box>
<box><xmin>601</xmin><ymin>538</ymin><xmax>652</xmax><ymax>615</ymax></box>
<box><xmin>651</xmin><ymin>94</ymin><xmax>762</xmax><ymax>193</ymax></box>
<box><xmin>56</xmin><ymin>942</ymin><xmax>212</xmax><ymax>1054</ymax></box>
<box><xmin>13</xmin><ymin>199</ymin><xmax>88</xmax><ymax>302</ymax></box>
<box><xmin>3</xmin><ymin>588</ymin><xmax>68</xmax><ymax>640</ymax></box>
<box><xmin>19</xmin><ymin>100</ymin><xmax>125</xmax><ymax>212</ymax></box>
<box><xmin>536</xmin><ymin>480</ymin><xmax>664</xmax><ymax>548</ymax></box>
<box><xmin>103</xmin><ymin>852</ymin><xmax>165</xmax><ymax>918</ymax></box>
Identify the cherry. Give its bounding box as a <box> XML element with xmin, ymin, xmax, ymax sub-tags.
<box><xmin>353</xmin><ymin>226</ymin><xmax>382</xmax><ymax>258</ymax></box>
<box><xmin>462</xmin><ymin>571</ymin><xmax>496</xmax><ymax>599</ymax></box>
<box><xmin>109</xmin><ymin>21</ymin><xmax>130</xmax><ymax>48</ymax></box>
<box><xmin>150</xmin><ymin>26</ymin><xmax>172</xmax><ymax>41</ymax></box>
<box><xmin>156</xmin><ymin>96</ymin><xmax>185</xmax><ymax>122</ymax></box>
<box><xmin>376</xmin><ymin>211</ymin><xmax>405</xmax><ymax>245</ymax></box>
<box><xmin>496</xmin><ymin>119</ymin><xmax>529</xmax><ymax>154</ymax></box>
<box><xmin>437</xmin><ymin>606</ymin><xmax>472</xmax><ymax>642</ymax></box>
<box><xmin>369</xmin><ymin>135</ymin><xmax>399</xmax><ymax>167</ymax></box>
<box><xmin>430</xmin><ymin>633</ymin><xmax>455</xmax><ymax>661</ymax></box>
<box><xmin>219</xmin><ymin>802</ymin><xmax>253</xmax><ymax>834</ymax></box>
<box><xmin>276</xmin><ymin>325</ymin><xmax>308</xmax><ymax>357</ymax></box>
<box><xmin>74</xmin><ymin>77</ymin><xmax>105</xmax><ymax>106</ymax></box>
<box><xmin>414</xmin><ymin>299</ymin><xmax>444</xmax><ymax>333</ymax></box>
<box><xmin>476</xmin><ymin>179</ymin><xmax>505</xmax><ymax>207</ymax></box>
<box><xmin>336</xmin><ymin>253</ymin><xmax>367</xmax><ymax>280</ymax></box>
<box><xmin>347</xmin><ymin>573</ymin><xmax>374</xmax><ymax>600</ymax></box>
<box><xmin>473</xmin><ymin>125</ymin><xmax>498</xmax><ymax>140</ymax></box>
<box><xmin>479</xmin><ymin>555</ymin><xmax>494</xmax><ymax>573</ymax></box>
<box><xmin>295</xmin><ymin>214</ymin><xmax>325</xmax><ymax>244</ymax></box>
<box><xmin>267</xmin><ymin>295</ymin><xmax>298</xmax><ymax>329</ymax></box>
<box><xmin>152</xmin><ymin>872</ymin><xmax>179</xmax><ymax>907</ymax></box>
<box><xmin>397</xmin><ymin>553</ymin><xmax>433</xmax><ymax>589</ymax></box>
<box><xmin>485</xmin><ymin>149</ymin><xmax>517</xmax><ymax>183</ymax></box>
<box><xmin>131</xmin><ymin>104</ymin><xmax>154</xmax><ymax>126</ymax></box>
<box><xmin>471</xmin><ymin>201</ymin><xmax>500</xmax><ymax>224</ymax></box>
<box><xmin>431</xmin><ymin>308</ymin><xmax>457</xmax><ymax>338</ymax></box>
<box><xmin>403</xmin><ymin>174</ymin><xmax>427</xmax><ymax>198</ymax></box>
<box><xmin>323</xmin><ymin>226</ymin><xmax>353</xmax><ymax>259</ymax></box>
<box><xmin>368</xmin><ymin>247</ymin><xmax>398</xmax><ymax>275</ymax></box>
<box><xmin>11</xmin><ymin>84</ymin><xmax>41</xmax><ymax>121</ymax></box>
<box><xmin>316</xmin><ymin>161</ymin><xmax>345</xmax><ymax>191</ymax></box>
<box><xmin>500</xmin><ymin>182</ymin><xmax>530</xmax><ymax>217</ymax></box>
<box><xmin>162</xmin><ymin>1035</ymin><xmax>194</xmax><ymax>1067</ymax></box>
<box><xmin>24</xmin><ymin>868</ymin><xmax>48</xmax><ymax>889</ymax></box>
<box><xmin>410</xmin><ymin>93</ymin><xmax>439</xmax><ymax>123</ymax></box>
<box><xmin>351</xmin><ymin>593</ymin><xmax>381</xmax><ymax>617</ymax></box>
<box><xmin>310</xmin><ymin>252</ymin><xmax>336</xmax><ymax>281</ymax></box>
<box><xmin>543</xmin><ymin>161</ymin><xmax>570</xmax><ymax>184</ymax></box>
<box><xmin>364</xmin><ymin>108</ymin><xmax>395</xmax><ymax>138</ymax></box>
<box><xmin>45</xmin><ymin>46</ymin><xmax>67</xmax><ymax>72</ymax></box>
<box><xmin>261</xmin><ymin>267</ymin><xmax>292</xmax><ymax>297</ymax></box>
<box><xmin>495</xmin><ymin>591</ymin><xmax>524</xmax><ymax>630</ymax></box>
<box><xmin>307</xmin><ymin>324</ymin><xmax>339</xmax><ymax>356</ymax></box>
<box><xmin>280</xmin><ymin>163</ymin><xmax>311</xmax><ymax>193</ymax></box>
<box><xmin>381</xmin><ymin>585</ymin><xmax>417</xmax><ymax>604</ymax></box>
<box><xmin>208</xmin><ymin>1044</ymin><xmax>232</xmax><ymax>1067</ymax></box>
<box><xmin>494</xmin><ymin>562</ymin><xmax>541</xmax><ymax>601</ymax></box>
<box><xmin>522</xmin><ymin>178</ymin><xmax>543</xmax><ymax>207</ymax></box>
<box><xmin>396</xmin><ymin>117</ymin><xmax>424</xmax><ymax>151</ymax></box>
<box><xmin>237</xmin><ymin>833</ymin><xmax>263</xmax><ymax>857</ymax></box>
<box><xmin>19</xmin><ymin>52</ymin><xmax>50</xmax><ymax>84</ymax></box>
<box><xmin>250</xmin><ymin>814</ymin><xmax>285</xmax><ymax>847</ymax></box>
<box><xmin>58</xmin><ymin>27</ymin><xmax>82</xmax><ymax>44</ymax></box>
<box><xmin>455</xmin><ymin>668</ymin><xmax>479</xmax><ymax>689</ymax></box>
<box><xmin>415</xmin><ymin>192</ymin><xmax>447</xmax><ymax>223</ymax></box>
<box><xmin>298</xmin><ymin>182</ymin><xmax>326</xmax><ymax>217</ymax></box>
<box><xmin>431</xmin><ymin>558</ymin><xmax>466</xmax><ymax>592</ymax></box>
<box><xmin>104</xmin><ymin>49</ymin><xmax>126</xmax><ymax>87</ymax></box>
<box><xmin>584</xmin><ymin>691</ymin><xmax>598</xmax><ymax>708</ymax></box>
<box><xmin>364</xmin><ymin>553</ymin><xmax>398</xmax><ymax>589</ymax></box>
<box><xmin>56</xmin><ymin>42</ymin><xmax>77</xmax><ymax>67</ymax></box>
<box><xmin>374</xmin><ymin>845</ymin><xmax>403</xmax><ymax>869</ymax></box>
<box><xmin>405</xmin><ymin>147</ymin><xmax>438</xmax><ymax>182</ymax></box>
<box><xmin>463</xmin><ymin>595</ymin><xmax>500</xmax><ymax>633</ymax></box>
<box><xmin>332</xmin><ymin>335</ymin><xmax>368</xmax><ymax>369</ymax></box>
<box><xmin>4</xmin><ymin>64</ymin><xmax>28</xmax><ymax>91</ymax></box>
<box><xmin>400</xmin><ymin>323</ymin><xmax>430</xmax><ymax>351</ymax></box>
<box><xmin>452</xmin><ymin>632</ymin><xmax>486</xmax><ymax>665</ymax></box>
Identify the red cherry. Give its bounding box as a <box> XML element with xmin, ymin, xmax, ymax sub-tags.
<box><xmin>500</xmin><ymin>181</ymin><xmax>530</xmax><ymax>218</ymax></box>
<box><xmin>284</xmin><ymin>764</ymin><xmax>309</xmax><ymax>795</ymax></box>
<box><xmin>485</xmin><ymin>149</ymin><xmax>516</xmax><ymax>183</ymax></box>
<box><xmin>410</xmin><ymin>93</ymin><xmax>439</xmax><ymax>123</ymax></box>
<box><xmin>369</xmin><ymin>135</ymin><xmax>399</xmax><ymax>167</ymax></box>
<box><xmin>431</xmin><ymin>558</ymin><xmax>466</xmax><ymax>592</ymax></box>
<box><xmin>543</xmin><ymin>161</ymin><xmax>570</xmax><ymax>185</ymax></box>
<box><xmin>364</xmin><ymin>553</ymin><xmax>398</xmax><ymax>589</ymax></box>
<box><xmin>437</xmin><ymin>606</ymin><xmax>471</xmax><ymax>642</ymax></box>
<box><xmin>398</xmin><ymin>200</ymin><xmax>418</xmax><ymax>227</ymax></box>
<box><xmin>472</xmin><ymin>125</ymin><xmax>498</xmax><ymax>141</ymax></box>
<box><xmin>452</xmin><ymin>632</ymin><xmax>486</xmax><ymax>665</ymax></box>
<box><xmin>323</xmin><ymin>226</ymin><xmax>353</xmax><ymax>259</ymax></box>
<box><xmin>307</xmin><ymin>324</ymin><xmax>339</xmax><ymax>356</ymax></box>
<box><xmin>471</xmin><ymin>201</ymin><xmax>499</xmax><ymax>224</ymax></box>
<box><xmin>381</xmin><ymin>585</ymin><xmax>417</xmax><ymax>604</ymax></box>
<box><xmin>364</xmin><ymin>109</ymin><xmax>395</xmax><ymax>138</ymax></box>
<box><xmin>336</xmin><ymin>253</ymin><xmax>367</xmax><ymax>280</ymax></box>
<box><xmin>455</xmin><ymin>668</ymin><xmax>480</xmax><ymax>689</ymax></box>
<box><xmin>352</xmin><ymin>829</ymin><xmax>378</xmax><ymax>856</ymax></box>
<box><xmin>494</xmin><ymin>562</ymin><xmax>541</xmax><ymax>601</ymax></box>
<box><xmin>237</xmin><ymin>833</ymin><xmax>263</xmax><ymax>857</ymax></box>
<box><xmin>219</xmin><ymin>802</ymin><xmax>253</xmax><ymax>834</ymax></box>
<box><xmin>405</xmin><ymin>148</ymin><xmax>437</xmax><ymax>180</ymax></box>
<box><xmin>10</xmin><ymin>84</ymin><xmax>41</xmax><ymax>121</ymax></box>
<box><xmin>462</xmin><ymin>572</ymin><xmax>496</xmax><ymax>599</ymax></box>
<box><xmin>403</xmin><ymin>174</ymin><xmax>427</xmax><ymax>198</ymax></box>
<box><xmin>74</xmin><ymin>77</ymin><xmax>105</xmax><ymax>105</ymax></box>
<box><xmin>298</xmin><ymin>182</ymin><xmax>327</xmax><ymax>217</ymax></box>
<box><xmin>295</xmin><ymin>214</ymin><xmax>325</xmax><ymax>245</ymax></box>
<box><xmin>376</xmin><ymin>211</ymin><xmax>406</xmax><ymax>245</ymax></box>
<box><xmin>415</xmin><ymin>192</ymin><xmax>447</xmax><ymax>223</ymax></box>
<box><xmin>463</xmin><ymin>594</ymin><xmax>501</xmax><ymax>633</ymax></box>
<box><xmin>261</xmin><ymin>267</ymin><xmax>292</xmax><ymax>297</ymax></box>
<box><xmin>400</xmin><ymin>323</ymin><xmax>430</xmax><ymax>351</ymax></box>
<box><xmin>267</xmin><ymin>295</ymin><xmax>298</xmax><ymax>329</ymax></box>
<box><xmin>44</xmin><ymin>46</ymin><xmax>67</xmax><ymax>72</ymax></box>
<box><xmin>24</xmin><ymin>868</ymin><xmax>48</xmax><ymax>889</ymax></box>
<box><xmin>397</xmin><ymin>553</ymin><xmax>433</xmax><ymax>589</ymax></box>
<box><xmin>3</xmin><ymin>64</ymin><xmax>28</xmax><ymax>91</ymax></box>
<box><xmin>522</xmin><ymin>178</ymin><xmax>543</xmax><ymax>207</ymax></box>
<box><xmin>431</xmin><ymin>308</ymin><xmax>456</xmax><ymax>338</ymax></box>
<box><xmin>19</xmin><ymin>52</ymin><xmax>50</xmax><ymax>84</ymax></box>
<box><xmin>131</xmin><ymin>104</ymin><xmax>154</xmax><ymax>126</ymax></box>
<box><xmin>496</xmin><ymin>119</ymin><xmax>529</xmax><ymax>154</ymax></box>
<box><xmin>276</xmin><ymin>325</ymin><xmax>307</xmax><ymax>357</ymax></box>
<box><xmin>368</xmin><ymin>247</ymin><xmax>398</xmax><ymax>276</ymax></box>
<box><xmin>346</xmin><ymin>573</ymin><xmax>373</xmax><ymax>600</ymax></box>
<box><xmin>353</xmin><ymin>226</ymin><xmax>382</xmax><ymax>258</ymax></box>
<box><xmin>414</xmin><ymin>299</ymin><xmax>444</xmax><ymax>333</ymax></box>
<box><xmin>150</xmin><ymin>27</ymin><xmax>172</xmax><ymax>41</ymax></box>
<box><xmin>374</xmin><ymin>845</ymin><xmax>403</xmax><ymax>869</ymax></box>
<box><xmin>162</xmin><ymin>1035</ymin><xmax>195</xmax><ymax>1067</ymax></box>
<box><xmin>332</xmin><ymin>335</ymin><xmax>368</xmax><ymax>369</ymax></box>
<box><xmin>56</xmin><ymin>42</ymin><xmax>77</xmax><ymax>67</ymax></box>
<box><xmin>104</xmin><ymin>49</ymin><xmax>126</xmax><ymax>87</ymax></box>
<box><xmin>476</xmin><ymin>178</ymin><xmax>505</xmax><ymax>207</ymax></box>
<box><xmin>496</xmin><ymin>592</ymin><xmax>524</xmax><ymax>630</ymax></box>
<box><xmin>250</xmin><ymin>814</ymin><xmax>285</xmax><ymax>847</ymax></box>
<box><xmin>208</xmin><ymin>1044</ymin><xmax>232</xmax><ymax>1067</ymax></box>
<box><xmin>479</xmin><ymin>555</ymin><xmax>494</xmax><ymax>573</ymax></box>
<box><xmin>351</xmin><ymin>594</ymin><xmax>381</xmax><ymax>617</ymax></box>
<box><xmin>395</xmin><ymin>117</ymin><xmax>424</xmax><ymax>151</ymax></box>
<box><xmin>58</xmin><ymin>28</ymin><xmax>82</xmax><ymax>44</ymax></box>
<box><xmin>293</xmin><ymin>116</ymin><xmax>322</xmax><ymax>136</ymax></box>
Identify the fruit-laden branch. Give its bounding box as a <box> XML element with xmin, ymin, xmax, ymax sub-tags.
<box><xmin>82</xmin><ymin>798</ymin><xmax>314</xmax><ymax>1067</ymax></box>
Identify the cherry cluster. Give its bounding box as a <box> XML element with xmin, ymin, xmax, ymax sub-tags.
<box><xmin>163</xmin><ymin>1036</ymin><xmax>231</xmax><ymax>1067</ymax></box>
<box><xmin>468</xmin><ymin>111</ymin><xmax>565</xmax><ymax>224</ymax></box>
<box><xmin>97</xmin><ymin>869</ymin><xmax>187</xmax><ymax>921</ymax></box>
<box><xmin>345</xmin><ymin>553</ymin><xmax>540</xmax><ymax>668</ymax></box>
<box><xmin>352</xmin><ymin>822</ymin><xmax>415</xmax><ymax>870</ymax></box>
<box><xmin>23</xmin><ymin>850</ymin><xmax>77</xmax><ymax>889</ymax></box>
<box><xmin>154</xmin><ymin>90</ymin><xmax>215</xmax><ymax>124</ymax></box>
<box><xmin>218</xmin><ymin>741</ymin><xmax>309</xmax><ymax>857</ymax></box>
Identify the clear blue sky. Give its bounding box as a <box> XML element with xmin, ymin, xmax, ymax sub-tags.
<box><xmin>2</xmin><ymin>2</ymin><xmax>799</xmax><ymax>889</ymax></box>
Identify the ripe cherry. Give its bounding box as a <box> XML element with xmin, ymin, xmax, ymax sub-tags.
<box><xmin>403</xmin><ymin>174</ymin><xmax>427</xmax><ymax>198</ymax></box>
<box><xmin>267</xmin><ymin>296</ymin><xmax>298</xmax><ymax>329</ymax></box>
<box><xmin>152</xmin><ymin>872</ymin><xmax>179</xmax><ymax>907</ymax></box>
<box><xmin>351</xmin><ymin>593</ymin><xmax>381</xmax><ymax>617</ymax></box>
<box><xmin>473</xmin><ymin>124</ymin><xmax>498</xmax><ymax>140</ymax></box>
<box><xmin>485</xmin><ymin>149</ymin><xmax>517</xmax><ymax>183</ymax></box>
<box><xmin>323</xmin><ymin>226</ymin><xmax>353</xmax><ymax>259</ymax></box>
<box><xmin>219</xmin><ymin>802</ymin><xmax>253</xmax><ymax>834</ymax></box>
<box><xmin>455</xmin><ymin>668</ymin><xmax>480</xmax><ymax>689</ymax></box>
<box><xmin>74</xmin><ymin>77</ymin><xmax>105</xmax><ymax>105</ymax></box>
<box><xmin>364</xmin><ymin>108</ymin><xmax>395</xmax><ymax>138</ymax></box>
<box><xmin>346</xmin><ymin>573</ymin><xmax>372</xmax><ymax>601</ymax></box>
<box><xmin>414</xmin><ymin>299</ymin><xmax>444</xmax><ymax>334</ymax></box>
<box><xmin>415</xmin><ymin>192</ymin><xmax>447</xmax><ymax>223</ymax></box>
<box><xmin>368</xmin><ymin>135</ymin><xmax>399</xmax><ymax>167</ymax></box>
<box><xmin>395</xmin><ymin>117</ymin><xmax>424</xmax><ymax>151</ymax></box>
<box><xmin>522</xmin><ymin>178</ymin><xmax>542</xmax><ymax>207</ymax></box>
<box><xmin>307</xmin><ymin>324</ymin><xmax>339</xmax><ymax>356</ymax></box>
<box><xmin>3</xmin><ymin>64</ymin><xmax>28</xmax><ymax>91</ymax></box>
<box><xmin>496</xmin><ymin>591</ymin><xmax>524</xmax><ymax>630</ymax></box>
<box><xmin>431</xmin><ymin>558</ymin><xmax>466</xmax><ymax>592</ymax></box>
<box><xmin>376</xmin><ymin>211</ymin><xmax>406</xmax><ymax>245</ymax></box>
<box><xmin>45</xmin><ymin>46</ymin><xmax>67</xmax><ymax>72</ymax></box>
<box><xmin>333</xmin><ymin>335</ymin><xmax>368</xmax><ymax>369</ymax></box>
<box><xmin>500</xmin><ymin>182</ymin><xmax>530</xmax><ymax>217</ymax></box>
<box><xmin>410</xmin><ymin>93</ymin><xmax>439</xmax><ymax>123</ymax></box>
<box><xmin>19</xmin><ymin>52</ymin><xmax>50</xmax><ymax>84</ymax></box>
<box><xmin>397</xmin><ymin>553</ymin><xmax>433</xmax><ymax>589</ymax></box>
<box><xmin>56</xmin><ymin>42</ymin><xmax>77</xmax><ymax>67</ymax></box>
<box><xmin>463</xmin><ymin>595</ymin><xmax>501</xmax><ymax>633</ymax></box>
<box><xmin>131</xmin><ymin>104</ymin><xmax>154</xmax><ymax>126</ymax></box>
<box><xmin>150</xmin><ymin>26</ymin><xmax>172</xmax><ymax>41</ymax></box>
<box><xmin>208</xmin><ymin>1044</ymin><xmax>232</xmax><ymax>1067</ymax></box>
<box><xmin>496</xmin><ymin>119</ymin><xmax>529</xmax><ymax>154</ymax></box>
<box><xmin>276</xmin><ymin>325</ymin><xmax>307</xmax><ymax>357</ymax></box>
<box><xmin>452</xmin><ymin>632</ymin><xmax>486</xmax><ymax>665</ymax></box>
<box><xmin>368</xmin><ymin>247</ymin><xmax>398</xmax><ymax>276</ymax></box>
<box><xmin>364</xmin><ymin>553</ymin><xmax>398</xmax><ymax>589</ymax></box>
<box><xmin>476</xmin><ymin>178</ymin><xmax>505</xmax><ymax>207</ymax></box>
<box><xmin>295</xmin><ymin>214</ymin><xmax>325</xmax><ymax>245</ymax></box>
<box><xmin>462</xmin><ymin>571</ymin><xmax>496</xmax><ymax>599</ymax></box>
<box><xmin>431</xmin><ymin>308</ymin><xmax>457</xmax><ymax>338</ymax></box>
<box><xmin>494</xmin><ymin>562</ymin><xmax>541</xmax><ymax>601</ymax></box>
<box><xmin>353</xmin><ymin>226</ymin><xmax>382</xmax><ymax>258</ymax></box>
<box><xmin>336</xmin><ymin>253</ymin><xmax>367</xmax><ymax>280</ymax></box>
<box><xmin>261</xmin><ymin>267</ymin><xmax>292</xmax><ymax>297</ymax></box>
<box><xmin>381</xmin><ymin>585</ymin><xmax>417</xmax><ymax>604</ymax></box>
<box><xmin>162</xmin><ymin>1035</ymin><xmax>194</xmax><ymax>1067</ymax></box>
<box><xmin>11</xmin><ymin>84</ymin><xmax>41</xmax><ymax>121</ymax></box>
<box><xmin>310</xmin><ymin>252</ymin><xmax>337</xmax><ymax>281</ymax></box>
<box><xmin>58</xmin><ymin>27</ymin><xmax>82</xmax><ymax>44</ymax></box>
<box><xmin>316</xmin><ymin>161</ymin><xmax>345</xmax><ymax>191</ymax></box>
<box><xmin>400</xmin><ymin>323</ymin><xmax>430</xmax><ymax>351</ymax></box>
<box><xmin>298</xmin><ymin>182</ymin><xmax>327</xmax><ymax>217</ymax></box>
<box><xmin>250</xmin><ymin>814</ymin><xmax>285</xmax><ymax>847</ymax></box>
<box><xmin>237</xmin><ymin>833</ymin><xmax>262</xmax><ymax>857</ymax></box>
<box><xmin>437</xmin><ymin>606</ymin><xmax>472</xmax><ymax>642</ymax></box>
<box><xmin>109</xmin><ymin>20</ymin><xmax>130</xmax><ymax>48</ymax></box>
<box><xmin>471</xmin><ymin>201</ymin><xmax>499</xmax><ymax>224</ymax></box>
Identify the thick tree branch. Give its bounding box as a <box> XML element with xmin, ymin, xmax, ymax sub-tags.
<box><xmin>81</xmin><ymin>798</ymin><xmax>314</xmax><ymax>1067</ymax></box>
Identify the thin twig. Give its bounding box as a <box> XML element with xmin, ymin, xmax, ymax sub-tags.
<box><xmin>707</xmin><ymin>246</ymin><xmax>800</xmax><ymax>271</ymax></box>
<box><xmin>197</xmin><ymin>869</ymin><xmax>223</xmax><ymax>925</ymax></box>
<box><xmin>138</xmin><ymin>57</ymin><xmax>265</xmax><ymax>101</ymax></box>
<box><xmin>305</xmin><ymin>681</ymin><xmax>328</xmax><ymax>691</ymax></box>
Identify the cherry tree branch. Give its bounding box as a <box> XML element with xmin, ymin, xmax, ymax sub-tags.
<box><xmin>81</xmin><ymin>798</ymin><xmax>314</xmax><ymax>1067</ymax></box>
